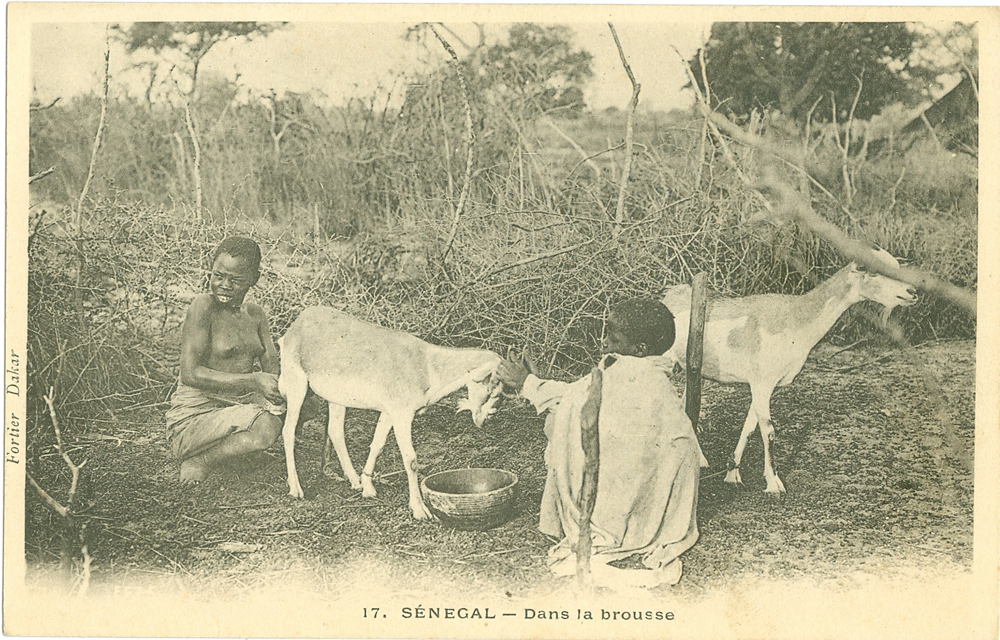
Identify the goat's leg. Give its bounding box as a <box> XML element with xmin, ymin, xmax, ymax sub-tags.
<box><xmin>278</xmin><ymin>367</ymin><xmax>309</xmax><ymax>499</ymax></box>
<box><xmin>360</xmin><ymin>412</ymin><xmax>394</xmax><ymax>499</ymax></box>
<box><xmin>391</xmin><ymin>414</ymin><xmax>433</xmax><ymax>520</ymax></box>
<box><xmin>725</xmin><ymin>403</ymin><xmax>759</xmax><ymax>485</ymax></box>
<box><xmin>753</xmin><ymin>387</ymin><xmax>786</xmax><ymax>494</ymax></box>
<box><xmin>324</xmin><ymin>403</ymin><xmax>362</xmax><ymax>490</ymax></box>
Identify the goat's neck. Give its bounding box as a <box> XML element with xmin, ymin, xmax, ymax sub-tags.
<box><xmin>424</xmin><ymin>345</ymin><xmax>496</xmax><ymax>405</ymax></box>
<box><xmin>796</xmin><ymin>268</ymin><xmax>861</xmax><ymax>346</ymax></box>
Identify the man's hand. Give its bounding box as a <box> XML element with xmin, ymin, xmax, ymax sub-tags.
<box><xmin>254</xmin><ymin>372</ymin><xmax>284</xmax><ymax>404</ymax></box>
<box><xmin>496</xmin><ymin>360</ymin><xmax>529</xmax><ymax>392</ymax></box>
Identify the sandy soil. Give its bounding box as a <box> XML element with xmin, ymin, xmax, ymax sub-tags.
<box><xmin>24</xmin><ymin>340</ymin><xmax>974</xmax><ymax>600</ymax></box>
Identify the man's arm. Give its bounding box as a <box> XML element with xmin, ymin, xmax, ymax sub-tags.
<box><xmin>496</xmin><ymin>359</ymin><xmax>571</xmax><ymax>415</ymax></box>
<box><xmin>520</xmin><ymin>375</ymin><xmax>572</xmax><ymax>415</ymax></box>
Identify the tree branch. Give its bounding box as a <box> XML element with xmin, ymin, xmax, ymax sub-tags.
<box><xmin>609</xmin><ymin>23</ymin><xmax>641</xmax><ymax>238</ymax></box>
<box><xmin>429</xmin><ymin>24</ymin><xmax>475</xmax><ymax>261</ymax></box>
<box><xmin>29</xmin><ymin>166</ymin><xmax>57</xmax><ymax>184</ymax></box>
<box><xmin>30</xmin><ymin>97</ymin><xmax>61</xmax><ymax>111</ymax></box>
<box><xmin>761</xmin><ymin>175</ymin><xmax>976</xmax><ymax>316</ymax></box>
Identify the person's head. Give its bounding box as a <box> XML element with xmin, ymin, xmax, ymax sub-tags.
<box><xmin>209</xmin><ymin>237</ymin><xmax>262</xmax><ymax>307</ymax></box>
<box><xmin>602</xmin><ymin>298</ymin><xmax>676</xmax><ymax>357</ymax></box>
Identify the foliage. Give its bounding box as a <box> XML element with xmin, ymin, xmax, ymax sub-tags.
<box><xmin>689</xmin><ymin>22</ymin><xmax>933</xmax><ymax>124</ymax></box>
<box><xmin>474</xmin><ymin>23</ymin><xmax>594</xmax><ymax>117</ymax></box>
<box><xmin>27</xmin><ymin>22</ymin><xmax>977</xmax><ymax>452</ymax></box>
<box><xmin>113</xmin><ymin>22</ymin><xmax>285</xmax><ymax>95</ymax></box>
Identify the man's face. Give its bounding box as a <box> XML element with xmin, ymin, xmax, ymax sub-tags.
<box><xmin>210</xmin><ymin>253</ymin><xmax>256</xmax><ymax>308</ymax></box>
<box><xmin>602</xmin><ymin>313</ymin><xmax>645</xmax><ymax>357</ymax></box>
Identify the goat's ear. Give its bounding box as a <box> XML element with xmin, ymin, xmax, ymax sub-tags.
<box><xmin>519</xmin><ymin>345</ymin><xmax>539</xmax><ymax>376</ymax></box>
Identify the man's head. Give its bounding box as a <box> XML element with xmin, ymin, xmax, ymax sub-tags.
<box><xmin>603</xmin><ymin>298</ymin><xmax>676</xmax><ymax>358</ymax></box>
<box><xmin>210</xmin><ymin>237</ymin><xmax>262</xmax><ymax>307</ymax></box>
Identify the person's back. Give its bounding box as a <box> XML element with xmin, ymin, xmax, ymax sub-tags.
<box><xmin>497</xmin><ymin>298</ymin><xmax>701</xmax><ymax>587</ymax></box>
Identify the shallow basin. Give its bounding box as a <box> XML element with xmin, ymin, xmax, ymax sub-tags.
<box><xmin>421</xmin><ymin>468</ymin><xmax>519</xmax><ymax>531</ymax></box>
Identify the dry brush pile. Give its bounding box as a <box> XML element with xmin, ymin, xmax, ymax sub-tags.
<box><xmin>27</xmin><ymin>44</ymin><xmax>977</xmax><ymax>467</ymax></box>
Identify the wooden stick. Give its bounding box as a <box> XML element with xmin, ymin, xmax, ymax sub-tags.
<box><xmin>576</xmin><ymin>365</ymin><xmax>603</xmax><ymax>585</ymax></box>
<box><xmin>429</xmin><ymin>24</ymin><xmax>475</xmax><ymax>261</ymax></box>
<box><xmin>608</xmin><ymin>23</ymin><xmax>641</xmax><ymax>238</ymax></box>
<box><xmin>684</xmin><ymin>273</ymin><xmax>710</xmax><ymax>432</ymax></box>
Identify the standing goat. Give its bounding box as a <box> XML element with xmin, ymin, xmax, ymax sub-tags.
<box><xmin>662</xmin><ymin>249</ymin><xmax>917</xmax><ymax>494</ymax></box>
<box><xmin>278</xmin><ymin>307</ymin><xmax>502</xmax><ymax>519</ymax></box>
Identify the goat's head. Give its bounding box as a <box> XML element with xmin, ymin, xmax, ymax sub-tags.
<box><xmin>458</xmin><ymin>373</ymin><xmax>503</xmax><ymax>428</ymax></box>
<box><xmin>847</xmin><ymin>248</ymin><xmax>918</xmax><ymax>324</ymax></box>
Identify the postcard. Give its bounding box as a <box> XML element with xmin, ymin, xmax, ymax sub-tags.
<box><xmin>6</xmin><ymin>4</ymin><xmax>998</xmax><ymax>638</ymax></box>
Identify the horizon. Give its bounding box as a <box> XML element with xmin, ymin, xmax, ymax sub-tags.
<box><xmin>31</xmin><ymin>22</ymin><xmax>712</xmax><ymax>113</ymax></box>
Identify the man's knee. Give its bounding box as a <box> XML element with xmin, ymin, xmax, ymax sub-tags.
<box><xmin>248</xmin><ymin>412</ymin><xmax>282</xmax><ymax>450</ymax></box>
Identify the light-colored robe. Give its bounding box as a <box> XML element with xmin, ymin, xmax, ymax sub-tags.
<box><xmin>521</xmin><ymin>354</ymin><xmax>701</xmax><ymax>588</ymax></box>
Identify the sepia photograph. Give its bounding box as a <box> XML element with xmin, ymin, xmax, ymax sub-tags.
<box><xmin>5</xmin><ymin>4</ymin><xmax>998</xmax><ymax>638</ymax></box>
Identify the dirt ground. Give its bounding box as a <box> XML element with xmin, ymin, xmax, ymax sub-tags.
<box><xmin>24</xmin><ymin>339</ymin><xmax>975</xmax><ymax>600</ymax></box>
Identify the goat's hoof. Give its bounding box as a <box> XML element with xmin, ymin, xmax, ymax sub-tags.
<box><xmin>348</xmin><ymin>477</ymin><xmax>363</xmax><ymax>491</ymax></box>
<box><xmin>724</xmin><ymin>469</ymin><xmax>743</xmax><ymax>485</ymax></box>
<box><xmin>410</xmin><ymin>501</ymin><xmax>434</xmax><ymax>520</ymax></box>
<box><xmin>287</xmin><ymin>486</ymin><xmax>305</xmax><ymax>500</ymax></box>
<box><xmin>765</xmin><ymin>477</ymin><xmax>786</xmax><ymax>496</ymax></box>
<box><xmin>361</xmin><ymin>473</ymin><xmax>378</xmax><ymax>497</ymax></box>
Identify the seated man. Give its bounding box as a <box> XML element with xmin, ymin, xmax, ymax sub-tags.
<box><xmin>166</xmin><ymin>237</ymin><xmax>286</xmax><ymax>483</ymax></box>
<box><xmin>497</xmin><ymin>298</ymin><xmax>702</xmax><ymax>588</ymax></box>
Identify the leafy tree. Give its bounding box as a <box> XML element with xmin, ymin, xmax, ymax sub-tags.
<box><xmin>114</xmin><ymin>22</ymin><xmax>284</xmax><ymax>96</ymax></box>
<box><xmin>476</xmin><ymin>23</ymin><xmax>593</xmax><ymax>116</ymax></box>
<box><xmin>689</xmin><ymin>23</ymin><xmax>931</xmax><ymax>124</ymax></box>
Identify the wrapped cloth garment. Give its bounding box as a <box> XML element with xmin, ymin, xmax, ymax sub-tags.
<box><xmin>165</xmin><ymin>381</ymin><xmax>285</xmax><ymax>461</ymax></box>
<box><xmin>521</xmin><ymin>354</ymin><xmax>701</xmax><ymax>588</ymax></box>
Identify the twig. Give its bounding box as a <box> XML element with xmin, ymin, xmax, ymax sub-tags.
<box><xmin>26</xmin><ymin>473</ymin><xmax>70</xmax><ymax>518</ymax></box>
<box><xmin>31</xmin><ymin>97</ymin><xmax>61</xmax><ymax>111</ymax></box>
<box><xmin>544</xmin><ymin>116</ymin><xmax>601</xmax><ymax>180</ymax></box>
<box><xmin>75</xmin><ymin>36</ymin><xmax>110</xmax><ymax>228</ymax></box>
<box><xmin>567</xmin><ymin>142</ymin><xmax>624</xmax><ymax>179</ymax></box>
<box><xmin>29</xmin><ymin>166</ymin><xmax>57</xmax><ymax>184</ymax></box>
<box><xmin>71</xmin><ymin>32</ymin><xmax>111</xmax><ymax>333</ymax></box>
<box><xmin>480</xmin><ymin>238</ymin><xmax>596</xmax><ymax>280</ymax></box>
<box><xmin>429</xmin><ymin>24</ymin><xmax>475</xmax><ymax>261</ymax></box>
<box><xmin>44</xmin><ymin>388</ymin><xmax>86</xmax><ymax>510</ymax></box>
<box><xmin>183</xmin><ymin>99</ymin><xmax>203</xmax><ymax>217</ymax></box>
<box><xmin>609</xmin><ymin>23</ymin><xmax>641</xmax><ymax>238</ymax></box>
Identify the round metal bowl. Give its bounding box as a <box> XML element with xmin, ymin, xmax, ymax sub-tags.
<box><xmin>421</xmin><ymin>468</ymin><xmax>519</xmax><ymax>531</ymax></box>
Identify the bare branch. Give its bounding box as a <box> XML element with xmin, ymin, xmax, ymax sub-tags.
<box><xmin>30</xmin><ymin>97</ymin><xmax>61</xmax><ymax>111</ymax></box>
<box><xmin>43</xmin><ymin>388</ymin><xmax>85</xmax><ymax>512</ymax></box>
<box><xmin>183</xmin><ymin>99</ymin><xmax>203</xmax><ymax>217</ymax></box>
<box><xmin>543</xmin><ymin>116</ymin><xmax>601</xmax><ymax>180</ymax></box>
<box><xmin>26</xmin><ymin>473</ymin><xmax>70</xmax><ymax>519</ymax></box>
<box><xmin>29</xmin><ymin>166</ymin><xmax>57</xmax><ymax>184</ymax></box>
<box><xmin>761</xmin><ymin>175</ymin><xmax>977</xmax><ymax>316</ymax></box>
<box><xmin>75</xmin><ymin>36</ymin><xmax>111</xmax><ymax>227</ymax></box>
<box><xmin>609</xmin><ymin>23</ymin><xmax>641</xmax><ymax>237</ymax></box>
<box><xmin>429</xmin><ymin>24</ymin><xmax>475</xmax><ymax>261</ymax></box>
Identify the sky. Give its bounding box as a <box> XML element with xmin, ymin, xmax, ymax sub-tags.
<box><xmin>31</xmin><ymin>21</ymin><xmax>712</xmax><ymax>112</ymax></box>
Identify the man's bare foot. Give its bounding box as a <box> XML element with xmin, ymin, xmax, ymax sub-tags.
<box><xmin>179</xmin><ymin>459</ymin><xmax>210</xmax><ymax>483</ymax></box>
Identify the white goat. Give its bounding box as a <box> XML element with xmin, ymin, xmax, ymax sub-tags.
<box><xmin>278</xmin><ymin>307</ymin><xmax>502</xmax><ymax>519</ymax></box>
<box><xmin>662</xmin><ymin>249</ymin><xmax>917</xmax><ymax>494</ymax></box>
